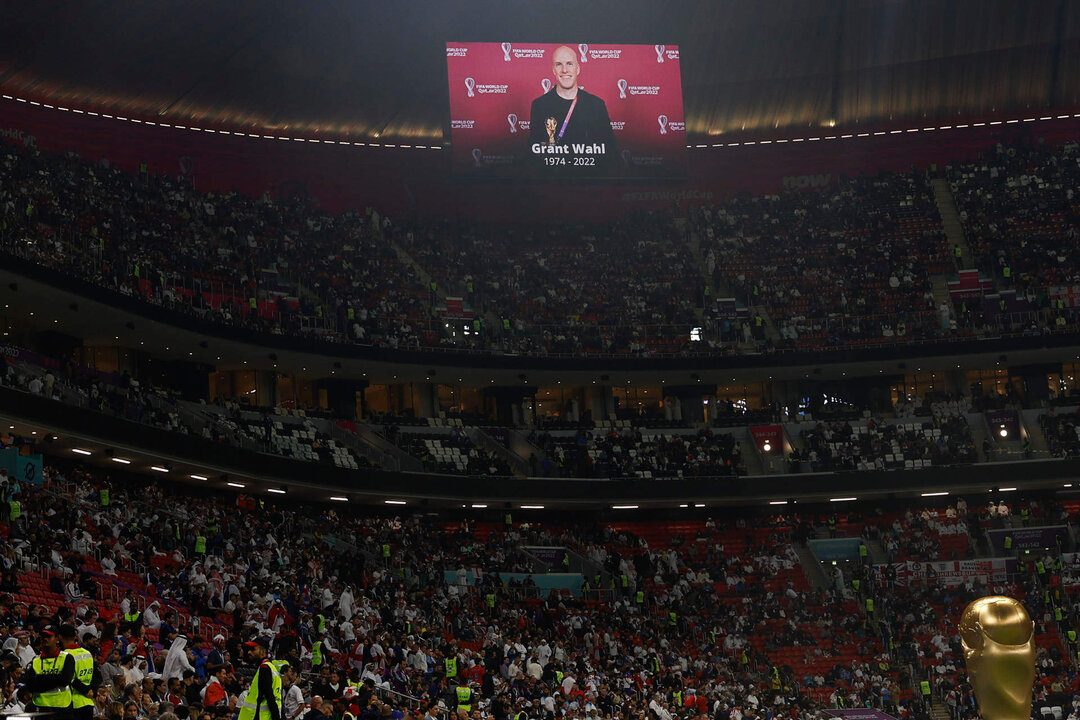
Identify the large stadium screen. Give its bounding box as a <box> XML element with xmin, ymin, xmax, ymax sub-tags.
<box><xmin>446</xmin><ymin>42</ymin><xmax>686</xmax><ymax>180</ymax></box>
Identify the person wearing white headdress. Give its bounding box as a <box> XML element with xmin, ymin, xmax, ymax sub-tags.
<box><xmin>162</xmin><ymin>635</ymin><xmax>194</xmax><ymax>681</ymax></box>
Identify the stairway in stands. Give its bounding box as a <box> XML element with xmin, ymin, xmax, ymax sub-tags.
<box><xmin>930</xmin><ymin>178</ymin><xmax>972</xmax><ymax>270</ymax></box>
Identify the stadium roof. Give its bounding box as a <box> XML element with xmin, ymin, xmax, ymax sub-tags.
<box><xmin>2</xmin><ymin>0</ymin><xmax>1076</xmax><ymax>144</ymax></box>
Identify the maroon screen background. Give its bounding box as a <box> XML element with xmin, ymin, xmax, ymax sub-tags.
<box><xmin>446</xmin><ymin>42</ymin><xmax>686</xmax><ymax>178</ymax></box>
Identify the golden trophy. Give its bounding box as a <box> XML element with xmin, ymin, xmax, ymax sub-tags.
<box><xmin>959</xmin><ymin>597</ymin><xmax>1036</xmax><ymax>720</ymax></box>
<box><xmin>545</xmin><ymin>117</ymin><xmax>558</xmax><ymax>145</ymax></box>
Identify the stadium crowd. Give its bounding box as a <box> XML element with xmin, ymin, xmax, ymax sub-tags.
<box><xmin>2</xmin><ymin>136</ymin><xmax>1080</xmax><ymax>359</ymax></box>
<box><xmin>0</xmin><ymin>460</ymin><xmax>1019</xmax><ymax>720</ymax></box>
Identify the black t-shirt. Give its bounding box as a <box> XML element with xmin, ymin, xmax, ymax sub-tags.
<box><xmin>528</xmin><ymin>89</ymin><xmax>617</xmax><ymax>175</ymax></box>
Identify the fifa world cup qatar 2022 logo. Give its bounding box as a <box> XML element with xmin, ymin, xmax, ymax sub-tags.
<box><xmin>507</xmin><ymin>114</ymin><xmax>518</xmax><ymax>134</ymax></box>
<box><xmin>472</xmin><ymin>148</ymin><xmax>483</xmax><ymax>168</ymax></box>
<box><xmin>541</xmin><ymin>78</ymin><xmax>552</xmax><ymax>93</ymax></box>
<box><xmin>465</xmin><ymin>77</ymin><xmax>476</xmax><ymax>97</ymax></box>
<box><xmin>502</xmin><ymin>42</ymin><xmax>512</xmax><ymax>62</ymax></box>
<box><xmin>655</xmin><ymin>44</ymin><xmax>666</xmax><ymax>63</ymax></box>
<box><xmin>658</xmin><ymin>115</ymin><xmax>669</xmax><ymax>134</ymax></box>
<box><xmin>617</xmin><ymin>79</ymin><xmax>628</xmax><ymax>99</ymax></box>
<box><xmin>578</xmin><ymin>44</ymin><xmax>589</xmax><ymax>62</ymax></box>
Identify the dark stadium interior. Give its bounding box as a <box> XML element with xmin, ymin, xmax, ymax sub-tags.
<box><xmin>3</xmin><ymin>4</ymin><xmax>1080</xmax><ymax>720</ymax></box>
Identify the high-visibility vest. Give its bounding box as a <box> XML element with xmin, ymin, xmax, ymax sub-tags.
<box><xmin>1037</xmin><ymin>561</ymin><xmax>1046</xmax><ymax>575</ymax></box>
<box><xmin>382</xmin><ymin>544</ymin><xmax>391</xmax><ymax>558</ymax></box>
<box><xmin>195</xmin><ymin>536</ymin><xmax>206</xmax><ymax>554</ymax></box>
<box><xmin>68</xmin><ymin>646</ymin><xmax>95</xmax><ymax>709</ymax></box>
<box><xmin>852</xmin><ymin>579</ymin><xmax>861</xmax><ymax>592</ymax></box>
<box><xmin>100</xmin><ymin>489</ymin><xmax>109</xmax><ymax>506</ymax></box>
<box><xmin>316</xmin><ymin>615</ymin><xmax>326</xmax><ymax>634</ymax></box>
<box><xmin>238</xmin><ymin>662</ymin><xmax>282</xmax><ymax>720</ymax></box>
<box><xmin>620</xmin><ymin>575</ymin><xmax>628</xmax><ymax>587</ymax></box>
<box><xmin>635</xmin><ymin>591</ymin><xmax>644</xmax><ymax>604</ymax></box>
<box><xmin>504</xmin><ymin>513</ymin><xmax>511</xmax><ymax>525</ymax></box>
<box><xmin>1005</xmin><ymin>536</ymin><xmax>1013</xmax><ymax>550</ymax></box>
<box><xmin>445</xmin><ymin>657</ymin><xmax>457</xmax><ymax>678</ymax></box>
<box><xmin>555</xmin><ymin>671</ymin><xmax>563</xmax><ymax>685</ymax></box>
<box><xmin>859</xmin><ymin>545</ymin><xmax>867</xmax><ymax>558</ymax></box>
<box><xmin>669</xmin><ymin>612</ymin><xmax>677</xmax><ymax>627</ymax></box>
<box><xmin>1055</xmin><ymin>608</ymin><xmax>1063</xmax><ymax>622</ymax></box>
<box><xmin>455</xmin><ymin>686</ymin><xmax>471</xmax><ymax>711</ymax></box>
<box><xmin>920</xmin><ymin>681</ymin><xmax>931</xmax><ymax>696</ymax></box>
<box><xmin>31</xmin><ymin>652</ymin><xmax>73</xmax><ymax>708</ymax></box>
<box><xmin>9</xmin><ymin>501</ymin><xmax>20</xmax><ymax>520</ymax></box>
<box><xmin>836</xmin><ymin>695</ymin><xmax>845</xmax><ymax>708</ymax></box>
<box><xmin>124</xmin><ymin>611</ymin><xmax>141</xmax><ymax>625</ymax></box>
<box><xmin>485</xmin><ymin>594</ymin><xmax>495</xmax><ymax>609</ymax></box>
<box><xmin>311</xmin><ymin>641</ymin><xmax>323</xmax><ymax>667</ymax></box>
<box><xmin>673</xmin><ymin>691</ymin><xmax>683</xmax><ymax>706</ymax></box>
<box><xmin>1068</xmin><ymin>630</ymin><xmax>1077</xmax><ymax>643</ymax></box>
<box><xmin>866</xmin><ymin>598</ymin><xmax>874</xmax><ymax>612</ymax></box>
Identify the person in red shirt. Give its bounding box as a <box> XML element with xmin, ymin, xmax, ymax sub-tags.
<box><xmin>203</xmin><ymin>664</ymin><xmax>234</xmax><ymax>714</ymax></box>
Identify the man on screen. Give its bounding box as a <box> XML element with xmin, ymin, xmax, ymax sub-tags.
<box><xmin>529</xmin><ymin>45</ymin><xmax>616</xmax><ymax>172</ymax></box>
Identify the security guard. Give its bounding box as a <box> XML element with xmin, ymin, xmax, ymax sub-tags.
<box><xmin>444</xmin><ymin>653</ymin><xmax>457</xmax><ymax>679</ymax></box>
<box><xmin>455</xmin><ymin>682</ymin><xmax>473</xmax><ymax>712</ymax></box>
<box><xmin>61</xmin><ymin>624</ymin><xmax>99</xmax><ymax>720</ymax></box>
<box><xmin>238</xmin><ymin>637</ymin><xmax>283</xmax><ymax>720</ymax></box>
<box><xmin>23</xmin><ymin>626</ymin><xmax>79</xmax><ymax>714</ymax></box>
<box><xmin>311</xmin><ymin>632</ymin><xmax>326</xmax><ymax>671</ymax></box>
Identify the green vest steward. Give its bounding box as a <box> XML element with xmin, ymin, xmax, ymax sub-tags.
<box><xmin>669</xmin><ymin>612</ymin><xmax>677</xmax><ymax>627</ymax></box>
<box><xmin>555</xmin><ymin>671</ymin><xmax>564</xmax><ymax>685</ymax></box>
<box><xmin>636</xmin><ymin>591</ymin><xmax>644</xmax><ymax>604</ymax></box>
<box><xmin>866</xmin><ymin>598</ymin><xmax>874</xmax><ymax>612</ymax></box>
<box><xmin>312</xmin><ymin>640</ymin><xmax>323</xmax><ymax>667</ymax></box>
<box><xmin>620</xmin><ymin>574</ymin><xmax>628</xmax><ymax>587</ymax></box>
<box><xmin>859</xmin><ymin>544</ymin><xmax>867</xmax><ymax>558</ymax></box>
<box><xmin>31</xmin><ymin>652</ymin><xmax>73</xmax><ymax>709</ymax></box>
<box><xmin>852</xmin><ymin>579</ymin><xmax>860</xmax><ymax>592</ymax></box>
<box><xmin>485</xmin><ymin>593</ymin><xmax>495</xmax><ymax>609</ymax></box>
<box><xmin>9</xmin><ymin>501</ymin><xmax>20</xmax><ymax>520</ymax></box>
<box><xmin>124</xmin><ymin>611</ymin><xmax>140</xmax><ymax>625</ymax></box>
<box><xmin>445</xmin><ymin>657</ymin><xmax>457</xmax><ymax>678</ymax></box>
<box><xmin>1037</xmin><ymin>561</ymin><xmax>1045</xmax><ymax>575</ymax></box>
<box><xmin>456</xmin><ymin>686</ymin><xmax>471</xmax><ymax>711</ymax></box>
<box><xmin>382</xmin><ymin>544</ymin><xmax>391</xmax><ymax>558</ymax></box>
<box><xmin>1054</xmin><ymin>607</ymin><xmax>1063</xmax><ymax>622</ymax></box>
<box><xmin>68</xmin><ymin>646</ymin><xmax>95</xmax><ymax>709</ymax></box>
<box><xmin>100</xmin><ymin>489</ymin><xmax>109</xmax><ymax>506</ymax></box>
<box><xmin>347</xmin><ymin>308</ymin><xmax>355</xmax><ymax>320</ymax></box>
<box><xmin>1069</xmin><ymin>630</ymin><xmax>1077</xmax><ymax>643</ymax></box>
<box><xmin>195</xmin><ymin>536</ymin><xmax>206</xmax><ymax>554</ymax></box>
<box><xmin>1005</xmin><ymin>536</ymin><xmax>1013</xmax><ymax>550</ymax></box>
<box><xmin>238</xmin><ymin>662</ymin><xmax>282</xmax><ymax>720</ymax></box>
<box><xmin>920</xmin><ymin>681</ymin><xmax>931</xmax><ymax>696</ymax></box>
<box><xmin>673</xmin><ymin>691</ymin><xmax>683</xmax><ymax>706</ymax></box>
